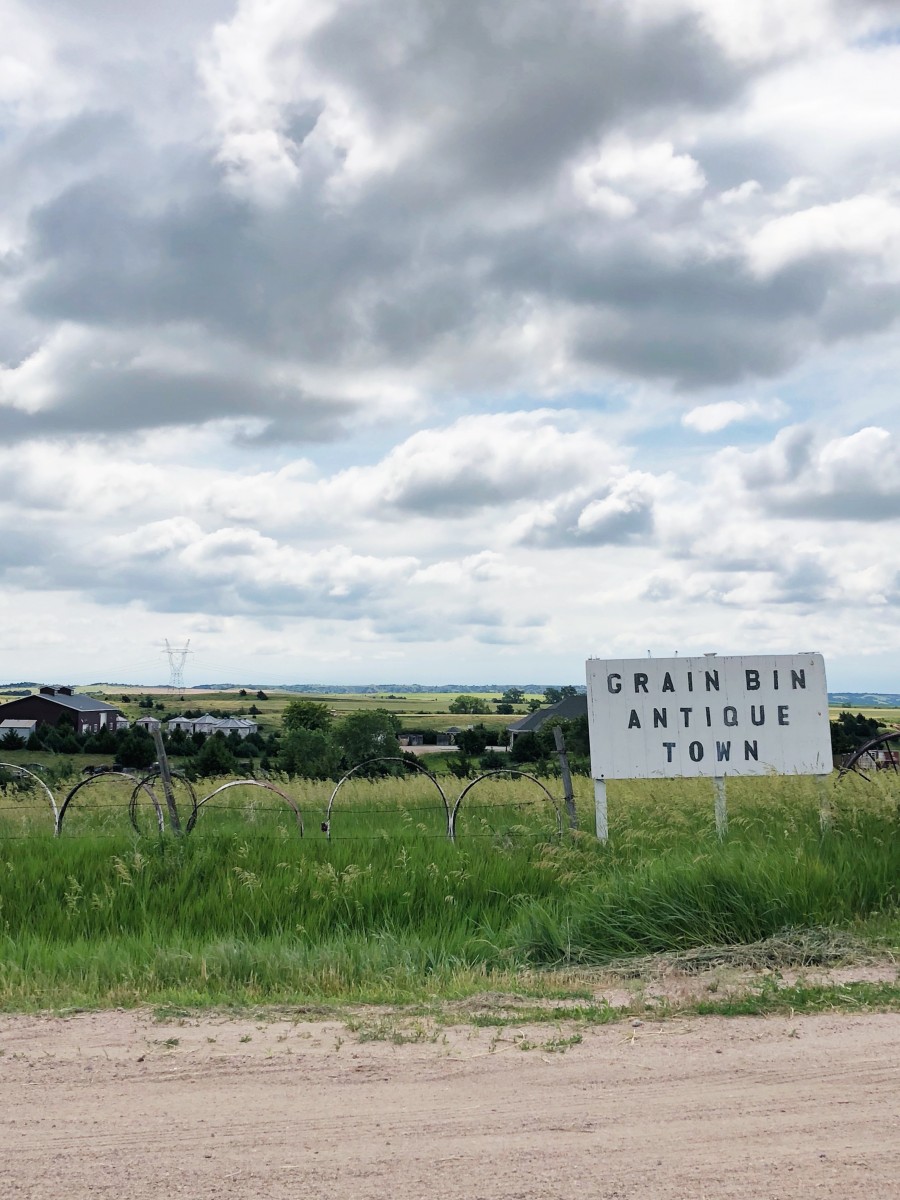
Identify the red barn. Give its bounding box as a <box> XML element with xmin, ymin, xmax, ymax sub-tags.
<box><xmin>0</xmin><ymin>686</ymin><xmax>125</xmax><ymax>735</ymax></box>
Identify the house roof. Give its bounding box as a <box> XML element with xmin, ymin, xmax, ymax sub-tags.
<box><xmin>0</xmin><ymin>691</ymin><xmax>121</xmax><ymax>714</ymax></box>
<box><xmin>507</xmin><ymin>693</ymin><xmax>587</xmax><ymax>734</ymax></box>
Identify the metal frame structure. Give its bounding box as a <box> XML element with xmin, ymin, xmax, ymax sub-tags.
<box><xmin>836</xmin><ymin>727</ymin><xmax>900</xmax><ymax>782</ymax></box>
<box><xmin>56</xmin><ymin>771</ymin><xmax>165</xmax><ymax>836</ymax></box>
<box><xmin>0</xmin><ymin>762</ymin><xmax>59</xmax><ymax>824</ymax></box>
<box><xmin>450</xmin><ymin>769</ymin><xmax>562</xmax><ymax>839</ymax></box>
<box><xmin>189</xmin><ymin>779</ymin><xmax>303</xmax><ymax>834</ymax></box>
<box><xmin>324</xmin><ymin>757</ymin><xmax>450</xmax><ymax>839</ymax></box>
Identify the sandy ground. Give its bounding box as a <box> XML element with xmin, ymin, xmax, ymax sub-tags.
<box><xmin>1</xmin><ymin>1006</ymin><xmax>898</xmax><ymax>1200</ymax></box>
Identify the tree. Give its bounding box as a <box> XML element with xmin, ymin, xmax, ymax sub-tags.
<box><xmin>510</xmin><ymin>732</ymin><xmax>543</xmax><ymax>764</ymax></box>
<box><xmin>282</xmin><ymin>699</ymin><xmax>333</xmax><ymax>734</ymax></box>
<box><xmin>526</xmin><ymin>698</ymin><xmax>542</xmax><ymax>713</ymax></box>
<box><xmin>455</xmin><ymin>725</ymin><xmax>491</xmax><ymax>756</ymax></box>
<box><xmin>480</xmin><ymin>750</ymin><xmax>507</xmax><ymax>770</ymax></box>
<box><xmin>830</xmin><ymin>712</ymin><xmax>881</xmax><ymax>754</ymax></box>
<box><xmin>337</xmin><ymin>709</ymin><xmax>401</xmax><ymax>767</ymax></box>
<box><xmin>278</xmin><ymin>728</ymin><xmax>339</xmax><ymax>778</ymax></box>
<box><xmin>239</xmin><ymin>689</ymin><xmax>247</xmax><ymax>697</ymax></box>
<box><xmin>256</xmin><ymin>690</ymin><xmax>268</xmax><ymax>701</ymax></box>
<box><xmin>187</xmin><ymin>733</ymin><xmax>239</xmax><ymax>778</ymax></box>
<box><xmin>448</xmin><ymin>694</ymin><xmax>491</xmax><ymax>715</ymax></box>
<box><xmin>0</xmin><ymin>729</ymin><xmax>24</xmax><ymax>750</ymax></box>
<box><xmin>116</xmin><ymin>731</ymin><xmax>157</xmax><ymax>769</ymax></box>
<box><xmin>560</xmin><ymin>685</ymin><xmax>578</xmax><ymax>698</ymax></box>
<box><xmin>544</xmin><ymin>687</ymin><xmax>562</xmax><ymax>705</ymax></box>
<box><xmin>447</xmin><ymin>753</ymin><xmax>472</xmax><ymax>778</ymax></box>
<box><xmin>501</xmin><ymin>687</ymin><xmax>525</xmax><ymax>705</ymax></box>
<box><xmin>536</xmin><ymin>715</ymin><xmax>590</xmax><ymax>758</ymax></box>
<box><xmin>495</xmin><ymin>702</ymin><xmax>514</xmax><ymax>715</ymax></box>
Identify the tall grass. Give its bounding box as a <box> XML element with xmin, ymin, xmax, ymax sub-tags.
<box><xmin>0</xmin><ymin>771</ymin><xmax>897</xmax><ymax>1009</ymax></box>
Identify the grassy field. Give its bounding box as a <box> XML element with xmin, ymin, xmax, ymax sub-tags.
<box><xmin>78</xmin><ymin>687</ymin><xmax>538</xmax><ymax>734</ymax></box>
<box><xmin>61</xmin><ymin>687</ymin><xmax>900</xmax><ymax>741</ymax></box>
<box><xmin>0</xmin><ymin>767</ymin><xmax>897</xmax><ymax>1012</ymax></box>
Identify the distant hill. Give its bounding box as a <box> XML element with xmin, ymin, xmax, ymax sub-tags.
<box><xmin>187</xmin><ymin>683</ymin><xmax>588</xmax><ymax>694</ymax></box>
<box><xmin>828</xmin><ymin>693</ymin><xmax>900</xmax><ymax>709</ymax></box>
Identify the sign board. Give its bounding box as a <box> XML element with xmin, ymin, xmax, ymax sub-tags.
<box><xmin>586</xmin><ymin>653</ymin><xmax>831</xmax><ymax>780</ymax></box>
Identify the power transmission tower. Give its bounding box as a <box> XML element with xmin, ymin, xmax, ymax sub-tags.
<box><xmin>163</xmin><ymin>639</ymin><xmax>191</xmax><ymax>691</ymax></box>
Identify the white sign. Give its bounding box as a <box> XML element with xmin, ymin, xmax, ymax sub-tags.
<box><xmin>586</xmin><ymin>653</ymin><xmax>831</xmax><ymax>780</ymax></box>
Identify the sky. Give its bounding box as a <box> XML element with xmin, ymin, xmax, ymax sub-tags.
<box><xmin>1</xmin><ymin>0</ymin><xmax>899</xmax><ymax>689</ymax></box>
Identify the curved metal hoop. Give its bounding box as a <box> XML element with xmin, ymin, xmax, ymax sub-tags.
<box><xmin>130</xmin><ymin>769</ymin><xmax>198</xmax><ymax>835</ymax></box>
<box><xmin>836</xmin><ymin>727</ymin><xmax>900</xmax><ymax>782</ymax></box>
<box><xmin>450</xmin><ymin>770</ymin><xmax>562</xmax><ymax>840</ymax></box>
<box><xmin>188</xmin><ymin>779</ymin><xmax>303</xmax><ymax>835</ymax></box>
<box><xmin>325</xmin><ymin>757</ymin><xmax>450</xmax><ymax>840</ymax></box>
<box><xmin>56</xmin><ymin>772</ymin><xmax>165</xmax><ymax>837</ymax></box>
<box><xmin>0</xmin><ymin>762</ymin><xmax>58</xmax><ymax>825</ymax></box>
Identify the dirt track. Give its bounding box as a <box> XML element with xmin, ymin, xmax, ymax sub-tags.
<box><xmin>1</xmin><ymin>1009</ymin><xmax>898</xmax><ymax>1199</ymax></box>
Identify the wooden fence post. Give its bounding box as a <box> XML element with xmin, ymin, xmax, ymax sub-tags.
<box><xmin>553</xmin><ymin>725</ymin><xmax>578</xmax><ymax>831</ymax></box>
<box><xmin>151</xmin><ymin>726</ymin><xmax>182</xmax><ymax>834</ymax></box>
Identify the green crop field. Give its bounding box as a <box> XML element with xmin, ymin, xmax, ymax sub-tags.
<box><xmin>80</xmin><ymin>686</ymin><xmax>538</xmax><ymax>734</ymax></box>
<box><xmin>0</xmin><ymin>766</ymin><xmax>898</xmax><ymax>1012</ymax></box>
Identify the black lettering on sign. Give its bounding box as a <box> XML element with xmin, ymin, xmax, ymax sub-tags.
<box><xmin>723</xmin><ymin>706</ymin><xmax>738</xmax><ymax>728</ymax></box>
<box><xmin>689</xmin><ymin>741</ymin><xmax>704</xmax><ymax>762</ymax></box>
<box><xmin>716</xmin><ymin>741</ymin><xmax>731</xmax><ymax>762</ymax></box>
<box><xmin>634</xmin><ymin>673</ymin><xmax>649</xmax><ymax>694</ymax></box>
<box><xmin>791</xmin><ymin>669</ymin><xmax>806</xmax><ymax>690</ymax></box>
<box><xmin>607</xmin><ymin>673</ymin><xmax>622</xmax><ymax>694</ymax></box>
<box><xmin>751</xmin><ymin>705</ymin><xmax>765</xmax><ymax>726</ymax></box>
<box><xmin>705</xmin><ymin>707</ymin><xmax>712</xmax><ymax>727</ymax></box>
<box><xmin>705</xmin><ymin>670</ymin><xmax>720</xmax><ymax>692</ymax></box>
<box><xmin>744</xmin><ymin>740</ymin><xmax>759</xmax><ymax>761</ymax></box>
<box><xmin>778</xmin><ymin>705</ymin><xmax>789</xmax><ymax>726</ymax></box>
<box><xmin>745</xmin><ymin>669</ymin><xmax>760</xmax><ymax>690</ymax></box>
<box><xmin>680</xmin><ymin>707</ymin><xmax>693</xmax><ymax>727</ymax></box>
<box><xmin>687</xmin><ymin>671</ymin><xmax>694</xmax><ymax>692</ymax></box>
<box><xmin>663</xmin><ymin>742</ymin><xmax>676</xmax><ymax>762</ymax></box>
<box><xmin>773</xmin><ymin>669</ymin><xmax>779</xmax><ymax>690</ymax></box>
<box><xmin>662</xmin><ymin>672</ymin><xmax>675</xmax><ymax>693</ymax></box>
<box><xmin>628</xmin><ymin>709</ymin><xmax>641</xmax><ymax>729</ymax></box>
<box><xmin>653</xmin><ymin>708</ymin><xmax>667</xmax><ymax>729</ymax></box>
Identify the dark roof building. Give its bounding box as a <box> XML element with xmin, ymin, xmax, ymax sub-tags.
<box><xmin>0</xmin><ymin>686</ymin><xmax>125</xmax><ymax>735</ymax></box>
<box><xmin>507</xmin><ymin>693</ymin><xmax>587</xmax><ymax>743</ymax></box>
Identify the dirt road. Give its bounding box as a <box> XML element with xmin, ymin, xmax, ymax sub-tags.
<box><xmin>1</xmin><ymin>1008</ymin><xmax>897</xmax><ymax>1199</ymax></box>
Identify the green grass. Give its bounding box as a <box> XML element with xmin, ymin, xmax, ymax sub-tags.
<box><xmin>80</xmin><ymin>687</ymin><xmax>539</xmax><ymax>734</ymax></box>
<box><xmin>0</xmin><ymin>771</ymin><xmax>897</xmax><ymax>1012</ymax></box>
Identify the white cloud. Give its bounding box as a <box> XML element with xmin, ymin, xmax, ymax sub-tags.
<box><xmin>748</xmin><ymin>194</ymin><xmax>900</xmax><ymax>277</ymax></box>
<box><xmin>682</xmin><ymin>398</ymin><xmax>788</xmax><ymax>433</ymax></box>
<box><xmin>573</xmin><ymin>137</ymin><xmax>706</xmax><ymax>212</ymax></box>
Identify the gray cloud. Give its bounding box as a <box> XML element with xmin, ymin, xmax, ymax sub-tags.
<box><xmin>3</xmin><ymin>0</ymin><xmax>899</xmax><ymax>453</ymax></box>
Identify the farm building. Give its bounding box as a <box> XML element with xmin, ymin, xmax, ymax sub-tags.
<box><xmin>0</xmin><ymin>719</ymin><xmax>38</xmax><ymax>741</ymax></box>
<box><xmin>166</xmin><ymin>714</ymin><xmax>258</xmax><ymax>738</ymax></box>
<box><xmin>507</xmin><ymin>693</ymin><xmax>588</xmax><ymax>745</ymax></box>
<box><xmin>134</xmin><ymin>715</ymin><xmax>161</xmax><ymax>732</ymax></box>
<box><xmin>0</xmin><ymin>687</ymin><xmax>126</xmax><ymax>735</ymax></box>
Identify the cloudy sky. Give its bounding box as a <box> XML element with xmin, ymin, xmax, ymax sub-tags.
<box><xmin>2</xmin><ymin>0</ymin><xmax>899</xmax><ymax>687</ymax></box>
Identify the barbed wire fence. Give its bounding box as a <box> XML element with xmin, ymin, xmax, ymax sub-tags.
<box><xmin>0</xmin><ymin>753</ymin><xmax>572</xmax><ymax>844</ymax></box>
